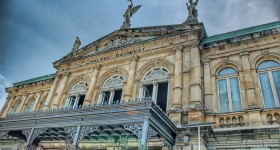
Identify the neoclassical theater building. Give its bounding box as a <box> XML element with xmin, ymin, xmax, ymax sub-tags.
<box><xmin>1</xmin><ymin>1</ymin><xmax>280</xmax><ymax>150</ymax></box>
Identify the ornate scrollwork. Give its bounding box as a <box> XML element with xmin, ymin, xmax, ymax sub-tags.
<box><xmin>69</xmin><ymin>82</ymin><xmax>88</xmax><ymax>95</ymax></box>
<box><xmin>0</xmin><ymin>131</ymin><xmax>14</xmax><ymax>140</ymax></box>
<box><xmin>122</xmin><ymin>123</ymin><xmax>143</xmax><ymax>139</ymax></box>
<box><xmin>29</xmin><ymin>128</ymin><xmax>48</xmax><ymax>144</ymax></box>
<box><xmin>103</xmin><ymin>75</ymin><xmax>124</xmax><ymax>88</ymax></box>
<box><xmin>22</xmin><ymin>129</ymin><xmax>32</xmax><ymax>139</ymax></box>
<box><xmin>63</xmin><ymin>126</ymin><xmax>77</xmax><ymax>142</ymax></box>
<box><xmin>143</xmin><ymin>68</ymin><xmax>168</xmax><ymax>81</ymax></box>
<box><xmin>77</xmin><ymin>125</ymin><xmax>99</xmax><ymax>145</ymax></box>
<box><xmin>147</xmin><ymin>127</ymin><xmax>157</xmax><ymax>139</ymax></box>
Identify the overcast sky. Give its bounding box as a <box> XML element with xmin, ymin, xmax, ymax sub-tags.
<box><xmin>0</xmin><ymin>0</ymin><xmax>279</xmax><ymax>109</ymax></box>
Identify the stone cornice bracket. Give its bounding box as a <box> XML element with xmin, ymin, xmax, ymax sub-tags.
<box><xmin>129</xmin><ymin>56</ymin><xmax>139</xmax><ymax>62</ymax></box>
<box><xmin>222</xmin><ymin>57</ymin><xmax>229</xmax><ymax>65</ymax></box>
<box><xmin>202</xmin><ymin>57</ymin><xmax>210</xmax><ymax>64</ymax></box>
<box><xmin>239</xmin><ymin>51</ymin><xmax>249</xmax><ymax>57</ymax></box>
<box><xmin>172</xmin><ymin>45</ymin><xmax>184</xmax><ymax>52</ymax></box>
<box><xmin>94</xmin><ymin>64</ymin><xmax>101</xmax><ymax>70</ymax></box>
<box><xmin>261</xmin><ymin>49</ymin><xmax>269</xmax><ymax>55</ymax></box>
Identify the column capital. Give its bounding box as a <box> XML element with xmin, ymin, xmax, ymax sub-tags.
<box><xmin>94</xmin><ymin>64</ymin><xmax>101</xmax><ymax>70</ymax></box>
<box><xmin>172</xmin><ymin>44</ymin><xmax>184</xmax><ymax>52</ymax></box>
<box><xmin>202</xmin><ymin>57</ymin><xmax>210</xmax><ymax>64</ymax></box>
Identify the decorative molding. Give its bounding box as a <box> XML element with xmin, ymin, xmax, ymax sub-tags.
<box><xmin>147</xmin><ymin>127</ymin><xmax>157</xmax><ymax>139</ymax></box>
<box><xmin>0</xmin><ymin>131</ymin><xmax>14</xmax><ymax>140</ymax></box>
<box><xmin>63</xmin><ymin>126</ymin><xmax>77</xmax><ymax>142</ymax></box>
<box><xmin>29</xmin><ymin>128</ymin><xmax>48</xmax><ymax>144</ymax></box>
<box><xmin>102</xmin><ymin>75</ymin><xmax>124</xmax><ymax>88</ymax></box>
<box><xmin>69</xmin><ymin>82</ymin><xmax>88</xmax><ymax>95</ymax></box>
<box><xmin>77</xmin><ymin>125</ymin><xmax>99</xmax><ymax>145</ymax></box>
<box><xmin>122</xmin><ymin>123</ymin><xmax>143</xmax><ymax>139</ymax></box>
<box><xmin>22</xmin><ymin>128</ymin><xmax>32</xmax><ymax>139</ymax></box>
<box><xmin>172</xmin><ymin>45</ymin><xmax>184</xmax><ymax>52</ymax></box>
<box><xmin>143</xmin><ymin>68</ymin><xmax>168</xmax><ymax>81</ymax></box>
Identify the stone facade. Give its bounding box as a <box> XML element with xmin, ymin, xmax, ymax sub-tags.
<box><xmin>1</xmin><ymin>20</ymin><xmax>280</xmax><ymax>150</ymax></box>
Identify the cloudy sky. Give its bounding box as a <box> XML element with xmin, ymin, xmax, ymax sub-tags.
<box><xmin>0</xmin><ymin>0</ymin><xmax>279</xmax><ymax>109</ymax></box>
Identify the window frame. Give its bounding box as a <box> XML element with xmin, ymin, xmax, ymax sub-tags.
<box><xmin>139</xmin><ymin>67</ymin><xmax>170</xmax><ymax>112</ymax></box>
<box><xmin>98</xmin><ymin>75</ymin><xmax>124</xmax><ymax>105</ymax></box>
<box><xmin>217</xmin><ymin>68</ymin><xmax>243</xmax><ymax>113</ymax></box>
<box><xmin>257</xmin><ymin>61</ymin><xmax>280</xmax><ymax>108</ymax></box>
<box><xmin>65</xmin><ymin>82</ymin><xmax>88</xmax><ymax>108</ymax></box>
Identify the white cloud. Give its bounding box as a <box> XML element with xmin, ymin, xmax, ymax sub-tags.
<box><xmin>0</xmin><ymin>74</ymin><xmax>11</xmax><ymax>110</ymax></box>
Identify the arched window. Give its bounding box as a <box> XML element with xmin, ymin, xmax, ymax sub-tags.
<box><xmin>139</xmin><ymin>67</ymin><xmax>169</xmax><ymax>112</ymax></box>
<box><xmin>217</xmin><ymin>68</ymin><xmax>242</xmax><ymax>112</ymax></box>
<box><xmin>65</xmin><ymin>82</ymin><xmax>88</xmax><ymax>108</ymax></box>
<box><xmin>257</xmin><ymin>60</ymin><xmax>280</xmax><ymax>108</ymax></box>
<box><xmin>25</xmin><ymin>99</ymin><xmax>35</xmax><ymax>112</ymax></box>
<box><xmin>98</xmin><ymin>75</ymin><xmax>124</xmax><ymax>105</ymax></box>
<box><xmin>10</xmin><ymin>102</ymin><xmax>21</xmax><ymax>114</ymax></box>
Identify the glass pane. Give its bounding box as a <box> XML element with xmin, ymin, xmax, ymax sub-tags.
<box><xmin>257</xmin><ymin>61</ymin><xmax>280</xmax><ymax>70</ymax></box>
<box><xmin>144</xmin><ymin>84</ymin><xmax>153</xmax><ymax>99</ymax></box>
<box><xmin>113</xmin><ymin>90</ymin><xmax>122</xmax><ymax>103</ymax></box>
<box><xmin>157</xmin><ymin>82</ymin><xmax>168</xmax><ymax>112</ymax></box>
<box><xmin>78</xmin><ymin>95</ymin><xmax>85</xmax><ymax>107</ymax></box>
<box><xmin>218</xmin><ymin>68</ymin><xmax>237</xmax><ymax>77</ymax></box>
<box><xmin>103</xmin><ymin>91</ymin><xmax>111</xmax><ymax>104</ymax></box>
<box><xmin>69</xmin><ymin>97</ymin><xmax>76</xmax><ymax>107</ymax></box>
<box><xmin>272</xmin><ymin>70</ymin><xmax>280</xmax><ymax>104</ymax></box>
<box><xmin>218</xmin><ymin>79</ymin><xmax>229</xmax><ymax>112</ymax></box>
<box><xmin>259</xmin><ymin>73</ymin><xmax>276</xmax><ymax>108</ymax></box>
<box><xmin>230</xmin><ymin>78</ymin><xmax>242</xmax><ymax>111</ymax></box>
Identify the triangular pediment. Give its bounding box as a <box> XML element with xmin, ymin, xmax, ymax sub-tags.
<box><xmin>54</xmin><ymin>23</ymin><xmax>205</xmax><ymax>67</ymax></box>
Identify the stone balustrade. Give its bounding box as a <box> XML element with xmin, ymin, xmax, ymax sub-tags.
<box><xmin>260</xmin><ymin>109</ymin><xmax>280</xmax><ymax>125</ymax></box>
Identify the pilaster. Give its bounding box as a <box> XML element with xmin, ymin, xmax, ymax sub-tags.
<box><xmin>52</xmin><ymin>72</ymin><xmax>71</xmax><ymax>109</ymax></box>
<box><xmin>18</xmin><ymin>95</ymin><xmax>28</xmax><ymax>113</ymax></box>
<box><xmin>202</xmin><ymin>57</ymin><xmax>212</xmax><ymax>110</ymax></box>
<box><xmin>32</xmin><ymin>91</ymin><xmax>43</xmax><ymax>111</ymax></box>
<box><xmin>43</xmin><ymin>75</ymin><xmax>60</xmax><ymax>110</ymax></box>
<box><xmin>124</xmin><ymin>56</ymin><xmax>138</xmax><ymax>101</ymax></box>
<box><xmin>172</xmin><ymin>45</ymin><xmax>184</xmax><ymax>108</ymax></box>
<box><xmin>85</xmin><ymin>65</ymin><xmax>101</xmax><ymax>105</ymax></box>
<box><xmin>239</xmin><ymin>52</ymin><xmax>257</xmax><ymax>107</ymax></box>
<box><xmin>1</xmin><ymin>96</ymin><xmax>14</xmax><ymax>118</ymax></box>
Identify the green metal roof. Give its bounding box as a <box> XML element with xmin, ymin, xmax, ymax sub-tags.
<box><xmin>13</xmin><ymin>73</ymin><xmax>56</xmax><ymax>87</ymax></box>
<box><xmin>201</xmin><ymin>21</ymin><xmax>280</xmax><ymax>44</ymax></box>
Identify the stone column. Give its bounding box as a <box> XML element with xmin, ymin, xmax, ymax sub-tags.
<box><xmin>32</xmin><ymin>91</ymin><xmax>43</xmax><ymax>111</ymax></box>
<box><xmin>202</xmin><ymin>58</ymin><xmax>212</xmax><ymax>110</ymax></box>
<box><xmin>52</xmin><ymin>72</ymin><xmax>71</xmax><ymax>109</ymax></box>
<box><xmin>190</xmin><ymin>46</ymin><xmax>202</xmax><ymax>105</ymax></box>
<box><xmin>124</xmin><ymin>56</ymin><xmax>138</xmax><ymax>101</ymax></box>
<box><xmin>18</xmin><ymin>95</ymin><xmax>28</xmax><ymax>113</ymax></box>
<box><xmin>43</xmin><ymin>75</ymin><xmax>60</xmax><ymax>110</ymax></box>
<box><xmin>239</xmin><ymin>52</ymin><xmax>257</xmax><ymax>107</ymax></box>
<box><xmin>1</xmin><ymin>96</ymin><xmax>14</xmax><ymax>118</ymax></box>
<box><xmin>84</xmin><ymin>65</ymin><xmax>101</xmax><ymax>105</ymax></box>
<box><xmin>172</xmin><ymin>45</ymin><xmax>184</xmax><ymax>108</ymax></box>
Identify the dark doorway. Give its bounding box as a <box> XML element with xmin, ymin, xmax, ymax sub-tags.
<box><xmin>78</xmin><ymin>95</ymin><xmax>85</xmax><ymax>107</ymax></box>
<box><xmin>113</xmin><ymin>89</ymin><xmax>122</xmax><ymax>103</ymax></box>
<box><xmin>157</xmin><ymin>82</ymin><xmax>168</xmax><ymax>112</ymax></box>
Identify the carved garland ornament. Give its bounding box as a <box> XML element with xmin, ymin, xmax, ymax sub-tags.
<box><xmin>143</xmin><ymin>68</ymin><xmax>168</xmax><ymax>81</ymax></box>
<box><xmin>103</xmin><ymin>75</ymin><xmax>124</xmax><ymax>88</ymax></box>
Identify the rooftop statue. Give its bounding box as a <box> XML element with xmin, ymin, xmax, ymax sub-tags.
<box><xmin>72</xmin><ymin>37</ymin><xmax>81</xmax><ymax>51</ymax></box>
<box><xmin>184</xmin><ymin>0</ymin><xmax>199</xmax><ymax>24</ymax></box>
<box><xmin>120</xmin><ymin>0</ymin><xmax>142</xmax><ymax>29</ymax></box>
